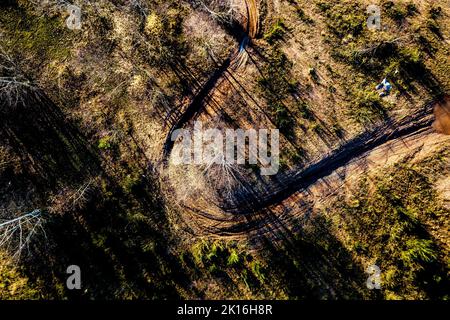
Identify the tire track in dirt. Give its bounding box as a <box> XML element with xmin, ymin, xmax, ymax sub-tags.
<box><xmin>162</xmin><ymin>3</ymin><xmax>448</xmax><ymax>240</ymax></box>
<box><xmin>244</xmin><ymin>0</ymin><xmax>259</xmax><ymax>39</ymax></box>
<box><xmin>221</xmin><ymin>100</ymin><xmax>439</xmax><ymax>214</ymax></box>
<box><xmin>162</xmin><ymin>0</ymin><xmax>259</xmax><ymax>164</ymax></box>
<box><xmin>176</xmin><ymin>98</ymin><xmax>449</xmax><ymax>240</ymax></box>
<box><xmin>187</xmin><ymin>125</ymin><xmax>449</xmax><ymax>242</ymax></box>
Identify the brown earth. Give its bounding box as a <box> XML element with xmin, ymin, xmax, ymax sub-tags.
<box><xmin>434</xmin><ymin>96</ymin><xmax>450</xmax><ymax>135</ymax></box>
<box><xmin>163</xmin><ymin>1</ymin><xmax>450</xmax><ymax>240</ymax></box>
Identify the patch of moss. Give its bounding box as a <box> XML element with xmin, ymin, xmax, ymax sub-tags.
<box><xmin>0</xmin><ymin>6</ymin><xmax>71</xmax><ymax>63</ymax></box>
<box><xmin>317</xmin><ymin>1</ymin><xmax>365</xmax><ymax>38</ymax></box>
<box><xmin>263</xmin><ymin>19</ymin><xmax>288</xmax><ymax>44</ymax></box>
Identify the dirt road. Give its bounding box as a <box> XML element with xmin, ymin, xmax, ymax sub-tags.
<box><xmin>162</xmin><ymin>0</ymin><xmax>259</xmax><ymax>164</ymax></box>
<box><xmin>161</xmin><ymin>3</ymin><xmax>448</xmax><ymax>240</ymax></box>
<box><xmin>221</xmin><ymin>100</ymin><xmax>439</xmax><ymax>214</ymax></box>
<box><xmin>244</xmin><ymin>0</ymin><xmax>259</xmax><ymax>39</ymax></box>
<box><xmin>187</xmin><ymin>121</ymin><xmax>450</xmax><ymax>240</ymax></box>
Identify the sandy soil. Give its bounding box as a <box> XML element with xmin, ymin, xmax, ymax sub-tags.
<box><xmin>433</xmin><ymin>96</ymin><xmax>450</xmax><ymax>135</ymax></box>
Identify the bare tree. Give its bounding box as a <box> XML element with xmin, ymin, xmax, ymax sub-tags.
<box><xmin>0</xmin><ymin>46</ymin><xmax>36</xmax><ymax>109</ymax></box>
<box><xmin>202</xmin><ymin>153</ymin><xmax>243</xmax><ymax>201</ymax></box>
<box><xmin>192</xmin><ymin>0</ymin><xmax>241</xmax><ymax>24</ymax></box>
<box><xmin>0</xmin><ymin>209</ymin><xmax>44</xmax><ymax>260</ymax></box>
<box><xmin>48</xmin><ymin>178</ymin><xmax>97</xmax><ymax>214</ymax></box>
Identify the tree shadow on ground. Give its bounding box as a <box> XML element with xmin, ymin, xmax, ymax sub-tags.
<box><xmin>0</xmin><ymin>90</ymin><xmax>196</xmax><ymax>299</ymax></box>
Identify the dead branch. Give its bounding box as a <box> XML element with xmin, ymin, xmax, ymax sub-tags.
<box><xmin>0</xmin><ymin>209</ymin><xmax>44</xmax><ymax>260</ymax></box>
<box><xmin>0</xmin><ymin>46</ymin><xmax>36</xmax><ymax>109</ymax></box>
<box><xmin>192</xmin><ymin>0</ymin><xmax>241</xmax><ymax>24</ymax></box>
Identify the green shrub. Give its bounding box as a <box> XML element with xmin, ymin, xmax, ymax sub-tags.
<box><xmin>297</xmin><ymin>101</ymin><xmax>313</xmax><ymax>120</ymax></box>
<box><xmin>189</xmin><ymin>240</ymin><xmax>266</xmax><ymax>287</ymax></box>
<box><xmin>351</xmin><ymin>90</ymin><xmax>388</xmax><ymax>124</ymax></box>
<box><xmin>98</xmin><ymin>136</ymin><xmax>113</xmax><ymax>150</ymax></box>
<box><xmin>250</xmin><ymin>261</ymin><xmax>266</xmax><ymax>283</ymax></box>
<box><xmin>308</xmin><ymin>67</ymin><xmax>319</xmax><ymax>83</ymax></box>
<box><xmin>316</xmin><ymin>2</ymin><xmax>331</xmax><ymax>12</ymax></box>
<box><xmin>399</xmin><ymin>46</ymin><xmax>421</xmax><ymax>64</ymax></box>
<box><xmin>264</xmin><ymin>19</ymin><xmax>288</xmax><ymax>44</ymax></box>
<box><xmin>401</xmin><ymin>239</ymin><xmax>437</xmax><ymax>265</ymax></box>
<box><xmin>395</xmin><ymin>46</ymin><xmax>424</xmax><ymax>79</ymax></box>
<box><xmin>0</xmin><ymin>254</ymin><xmax>41</xmax><ymax>300</ymax></box>
<box><xmin>257</xmin><ymin>47</ymin><xmax>297</xmax><ymax>136</ymax></box>
<box><xmin>426</xmin><ymin>18</ymin><xmax>441</xmax><ymax>35</ymax></box>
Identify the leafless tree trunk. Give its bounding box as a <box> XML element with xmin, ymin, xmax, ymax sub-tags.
<box><xmin>0</xmin><ymin>209</ymin><xmax>44</xmax><ymax>260</ymax></box>
<box><xmin>0</xmin><ymin>46</ymin><xmax>36</xmax><ymax>109</ymax></box>
<box><xmin>49</xmin><ymin>178</ymin><xmax>98</xmax><ymax>214</ymax></box>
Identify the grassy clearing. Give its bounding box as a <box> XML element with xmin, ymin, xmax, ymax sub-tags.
<box><xmin>330</xmin><ymin>151</ymin><xmax>449</xmax><ymax>299</ymax></box>
<box><xmin>182</xmin><ymin>240</ymin><xmax>269</xmax><ymax>297</ymax></box>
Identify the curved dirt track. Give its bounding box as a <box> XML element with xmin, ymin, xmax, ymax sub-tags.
<box><xmin>162</xmin><ymin>0</ymin><xmax>258</xmax><ymax>164</ymax></box>
<box><xmin>161</xmin><ymin>2</ymin><xmax>449</xmax><ymax>240</ymax></box>
<box><xmin>220</xmin><ymin>100</ymin><xmax>440</xmax><ymax>214</ymax></box>
<box><xmin>244</xmin><ymin>0</ymin><xmax>259</xmax><ymax>38</ymax></box>
<box><xmin>183</xmin><ymin>119</ymin><xmax>450</xmax><ymax>241</ymax></box>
